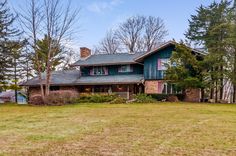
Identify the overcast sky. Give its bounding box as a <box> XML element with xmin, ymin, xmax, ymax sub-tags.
<box><xmin>9</xmin><ymin>0</ymin><xmax>221</xmax><ymax>51</ymax></box>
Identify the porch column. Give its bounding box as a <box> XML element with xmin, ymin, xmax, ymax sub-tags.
<box><xmin>138</xmin><ymin>85</ymin><xmax>142</xmax><ymax>93</ymax></box>
<box><xmin>108</xmin><ymin>86</ymin><xmax>112</xmax><ymax>95</ymax></box>
<box><xmin>127</xmin><ymin>85</ymin><xmax>130</xmax><ymax>99</ymax></box>
<box><xmin>92</xmin><ymin>87</ymin><xmax>94</xmax><ymax>95</ymax></box>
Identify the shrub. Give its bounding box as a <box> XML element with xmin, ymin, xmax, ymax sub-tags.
<box><xmin>110</xmin><ymin>96</ymin><xmax>126</xmax><ymax>104</ymax></box>
<box><xmin>150</xmin><ymin>94</ymin><xmax>184</xmax><ymax>101</ymax></box>
<box><xmin>166</xmin><ymin>95</ymin><xmax>179</xmax><ymax>102</ymax></box>
<box><xmin>44</xmin><ymin>90</ymin><xmax>78</xmax><ymax>105</ymax></box>
<box><xmin>76</xmin><ymin>94</ymin><xmax>116</xmax><ymax>103</ymax></box>
<box><xmin>134</xmin><ymin>94</ymin><xmax>156</xmax><ymax>103</ymax></box>
<box><xmin>29</xmin><ymin>94</ymin><xmax>44</xmax><ymax>105</ymax></box>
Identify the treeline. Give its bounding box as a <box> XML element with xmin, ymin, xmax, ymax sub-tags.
<box><xmin>166</xmin><ymin>0</ymin><xmax>236</xmax><ymax>103</ymax></box>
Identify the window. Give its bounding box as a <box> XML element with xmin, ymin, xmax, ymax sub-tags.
<box><xmin>157</xmin><ymin>58</ymin><xmax>170</xmax><ymax>70</ymax></box>
<box><xmin>118</xmin><ymin>65</ymin><xmax>133</xmax><ymax>73</ymax></box>
<box><xmin>90</xmin><ymin>66</ymin><xmax>108</xmax><ymax>75</ymax></box>
<box><xmin>50</xmin><ymin>86</ymin><xmax>60</xmax><ymax>91</ymax></box>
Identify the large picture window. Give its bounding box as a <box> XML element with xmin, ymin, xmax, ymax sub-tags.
<box><xmin>90</xmin><ymin>66</ymin><xmax>108</xmax><ymax>75</ymax></box>
<box><xmin>118</xmin><ymin>65</ymin><xmax>133</xmax><ymax>73</ymax></box>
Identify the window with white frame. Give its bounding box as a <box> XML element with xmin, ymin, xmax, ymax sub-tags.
<box><xmin>157</xmin><ymin>58</ymin><xmax>170</xmax><ymax>70</ymax></box>
<box><xmin>118</xmin><ymin>65</ymin><xmax>133</xmax><ymax>73</ymax></box>
<box><xmin>91</xmin><ymin>66</ymin><xmax>108</xmax><ymax>75</ymax></box>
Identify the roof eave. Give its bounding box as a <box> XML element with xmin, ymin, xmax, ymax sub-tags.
<box><xmin>73</xmin><ymin>62</ymin><xmax>137</xmax><ymax>67</ymax></box>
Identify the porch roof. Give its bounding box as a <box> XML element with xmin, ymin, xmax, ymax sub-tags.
<box><xmin>76</xmin><ymin>75</ymin><xmax>144</xmax><ymax>85</ymax></box>
<box><xmin>21</xmin><ymin>70</ymin><xmax>144</xmax><ymax>86</ymax></box>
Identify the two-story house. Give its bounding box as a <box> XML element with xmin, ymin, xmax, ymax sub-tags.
<box><xmin>22</xmin><ymin>41</ymin><xmax>205</xmax><ymax>102</ymax></box>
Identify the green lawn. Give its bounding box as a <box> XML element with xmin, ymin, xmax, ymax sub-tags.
<box><xmin>0</xmin><ymin>103</ymin><xmax>236</xmax><ymax>156</ymax></box>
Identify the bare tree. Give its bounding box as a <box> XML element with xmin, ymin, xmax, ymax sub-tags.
<box><xmin>18</xmin><ymin>0</ymin><xmax>80</xmax><ymax>102</ymax></box>
<box><xmin>97</xmin><ymin>15</ymin><xmax>168</xmax><ymax>54</ymax></box>
<box><xmin>116</xmin><ymin>15</ymin><xmax>145</xmax><ymax>53</ymax></box>
<box><xmin>96</xmin><ymin>30</ymin><xmax>120</xmax><ymax>54</ymax></box>
<box><xmin>144</xmin><ymin>16</ymin><xmax>168</xmax><ymax>51</ymax></box>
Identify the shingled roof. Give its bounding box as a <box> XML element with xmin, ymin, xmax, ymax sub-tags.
<box><xmin>76</xmin><ymin>75</ymin><xmax>144</xmax><ymax>85</ymax></box>
<box><xmin>21</xmin><ymin>71</ymin><xmax>143</xmax><ymax>86</ymax></box>
<box><xmin>21</xmin><ymin>70</ymin><xmax>80</xmax><ymax>86</ymax></box>
<box><xmin>72</xmin><ymin>52</ymin><xmax>145</xmax><ymax>67</ymax></box>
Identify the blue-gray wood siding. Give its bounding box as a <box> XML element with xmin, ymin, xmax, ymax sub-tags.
<box><xmin>144</xmin><ymin>46</ymin><xmax>174</xmax><ymax>80</ymax></box>
<box><xmin>81</xmin><ymin>64</ymin><xmax>143</xmax><ymax>76</ymax></box>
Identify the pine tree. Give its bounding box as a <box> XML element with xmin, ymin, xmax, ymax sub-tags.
<box><xmin>165</xmin><ymin>42</ymin><xmax>204</xmax><ymax>93</ymax></box>
<box><xmin>0</xmin><ymin>0</ymin><xmax>20</xmax><ymax>92</ymax></box>
<box><xmin>185</xmin><ymin>0</ymin><xmax>233</xmax><ymax>102</ymax></box>
<box><xmin>230</xmin><ymin>0</ymin><xmax>236</xmax><ymax>102</ymax></box>
<box><xmin>33</xmin><ymin>35</ymin><xmax>64</xmax><ymax>73</ymax></box>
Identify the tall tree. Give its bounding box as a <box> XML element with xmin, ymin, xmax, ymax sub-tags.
<box><xmin>97</xmin><ymin>15</ymin><xmax>168</xmax><ymax>54</ymax></box>
<box><xmin>18</xmin><ymin>0</ymin><xmax>80</xmax><ymax>102</ymax></box>
<box><xmin>185</xmin><ymin>0</ymin><xmax>233</xmax><ymax>102</ymax></box>
<box><xmin>143</xmin><ymin>16</ymin><xmax>168</xmax><ymax>51</ymax></box>
<box><xmin>229</xmin><ymin>0</ymin><xmax>236</xmax><ymax>102</ymax></box>
<box><xmin>96</xmin><ymin>30</ymin><xmax>120</xmax><ymax>54</ymax></box>
<box><xmin>116</xmin><ymin>15</ymin><xmax>145</xmax><ymax>53</ymax></box>
<box><xmin>33</xmin><ymin>35</ymin><xmax>64</xmax><ymax>72</ymax></box>
<box><xmin>165</xmin><ymin>42</ymin><xmax>204</xmax><ymax>93</ymax></box>
<box><xmin>0</xmin><ymin>0</ymin><xmax>20</xmax><ymax>92</ymax></box>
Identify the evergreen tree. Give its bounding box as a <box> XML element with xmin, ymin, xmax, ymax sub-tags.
<box><xmin>33</xmin><ymin>35</ymin><xmax>64</xmax><ymax>73</ymax></box>
<box><xmin>0</xmin><ymin>0</ymin><xmax>20</xmax><ymax>92</ymax></box>
<box><xmin>185</xmin><ymin>0</ymin><xmax>233</xmax><ymax>102</ymax></box>
<box><xmin>165</xmin><ymin>42</ymin><xmax>204</xmax><ymax>94</ymax></box>
<box><xmin>229</xmin><ymin>0</ymin><xmax>236</xmax><ymax>102</ymax></box>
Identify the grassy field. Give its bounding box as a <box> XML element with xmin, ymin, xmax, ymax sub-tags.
<box><xmin>0</xmin><ymin>103</ymin><xmax>236</xmax><ymax>156</ymax></box>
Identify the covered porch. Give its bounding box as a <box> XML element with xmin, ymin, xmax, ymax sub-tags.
<box><xmin>75</xmin><ymin>74</ymin><xmax>144</xmax><ymax>99</ymax></box>
<box><xmin>77</xmin><ymin>84</ymin><xmax>144</xmax><ymax>99</ymax></box>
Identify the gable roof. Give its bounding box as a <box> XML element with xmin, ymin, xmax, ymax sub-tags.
<box><xmin>72</xmin><ymin>52</ymin><xmax>145</xmax><ymax>67</ymax></box>
<box><xmin>134</xmin><ymin>41</ymin><xmax>207</xmax><ymax>62</ymax></box>
<box><xmin>72</xmin><ymin>41</ymin><xmax>206</xmax><ymax>66</ymax></box>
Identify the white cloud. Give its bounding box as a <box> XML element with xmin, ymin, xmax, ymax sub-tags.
<box><xmin>87</xmin><ymin>0</ymin><xmax>122</xmax><ymax>13</ymax></box>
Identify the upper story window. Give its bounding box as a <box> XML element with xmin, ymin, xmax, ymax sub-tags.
<box><xmin>118</xmin><ymin>65</ymin><xmax>133</xmax><ymax>73</ymax></box>
<box><xmin>90</xmin><ymin>66</ymin><xmax>108</xmax><ymax>76</ymax></box>
<box><xmin>157</xmin><ymin>58</ymin><xmax>170</xmax><ymax>71</ymax></box>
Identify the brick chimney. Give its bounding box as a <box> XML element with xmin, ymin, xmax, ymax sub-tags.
<box><xmin>80</xmin><ymin>47</ymin><xmax>91</xmax><ymax>59</ymax></box>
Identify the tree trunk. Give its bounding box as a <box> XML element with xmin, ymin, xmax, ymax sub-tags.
<box><xmin>201</xmin><ymin>88</ymin><xmax>205</xmax><ymax>102</ymax></box>
<box><xmin>215</xmin><ymin>81</ymin><xmax>218</xmax><ymax>103</ymax></box>
<box><xmin>233</xmin><ymin>85</ymin><xmax>236</xmax><ymax>103</ymax></box>
<box><xmin>219</xmin><ymin>66</ymin><xmax>224</xmax><ymax>100</ymax></box>
<box><xmin>14</xmin><ymin>56</ymin><xmax>18</xmax><ymax>103</ymax></box>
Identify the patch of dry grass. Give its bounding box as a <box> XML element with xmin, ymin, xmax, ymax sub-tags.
<box><xmin>0</xmin><ymin>103</ymin><xmax>236</xmax><ymax>155</ymax></box>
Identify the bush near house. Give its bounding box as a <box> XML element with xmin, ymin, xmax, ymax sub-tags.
<box><xmin>134</xmin><ymin>94</ymin><xmax>157</xmax><ymax>103</ymax></box>
<box><xmin>45</xmin><ymin>90</ymin><xmax>78</xmax><ymax>105</ymax></box>
<box><xmin>110</xmin><ymin>96</ymin><xmax>126</xmax><ymax>104</ymax></box>
<box><xmin>30</xmin><ymin>90</ymin><xmax>78</xmax><ymax>105</ymax></box>
<box><xmin>150</xmin><ymin>94</ymin><xmax>185</xmax><ymax>101</ymax></box>
<box><xmin>76</xmin><ymin>94</ymin><xmax>117</xmax><ymax>103</ymax></box>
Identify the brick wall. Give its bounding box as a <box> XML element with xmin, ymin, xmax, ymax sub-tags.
<box><xmin>184</xmin><ymin>88</ymin><xmax>201</xmax><ymax>102</ymax></box>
